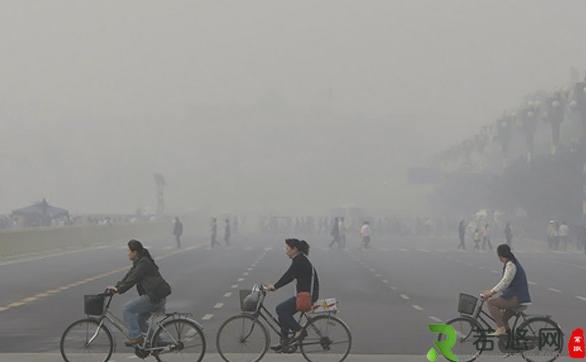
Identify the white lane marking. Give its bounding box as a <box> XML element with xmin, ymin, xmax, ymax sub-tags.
<box><xmin>231</xmin><ymin>285</ymin><xmax>239</xmax><ymax>289</ymax></box>
<box><xmin>247</xmin><ymin>268</ymin><xmax>253</xmax><ymax>271</ymax></box>
<box><xmin>202</xmin><ymin>314</ymin><xmax>214</xmax><ymax>321</ymax></box>
<box><xmin>375</xmin><ymin>274</ymin><xmax>382</xmax><ymax>278</ymax></box>
<box><xmin>265</xmin><ymin>247</ymin><xmax>273</xmax><ymax>251</ymax></box>
<box><xmin>547</xmin><ymin>288</ymin><xmax>562</xmax><ymax>293</ymax></box>
<box><xmin>528</xmin><ymin>281</ymin><xmax>537</xmax><ymax>286</ymax></box>
<box><xmin>382</xmin><ymin>280</ymin><xmax>389</xmax><ymax>284</ymax></box>
<box><xmin>412</xmin><ymin>305</ymin><xmax>423</xmax><ymax>311</ymax></box>
<box><xmin>491</xmin><ymin>270</ymin><xmax>499</xmax><ymax>274</ymax></box>
<box><xmin>243</xmin><ymin>272</ymin><xmax>249</xmax><ymax>276</ymax></box>
<box><xmin>0</xmin><ymin>307</ymin><xmax>9</xmax><ymax>312</ymax></box>
<box><xmin>429</xmin><ymin>316</ymin><xmax>442</xmax><ymax>322</ymax></box>
<box><xmin>416</xmin><ymin>248</ymin><xmax>430</xmax><ymax>253</ymax></box>
<box><xmin>214</xmin><ymin>303</ymin><xmax>224</xmax><ymax>309</ymax></box>
<box><xmin>478</xmin><ymin>266</ymin><xmax>485</xmax><ymax>270</ymax></box>
<box><xmin>566</xmin><ymin>263</ymin><xmax>586</xmax><ymax>271</ymax></box>
<box><xmin>245</xmin><ymin>246</ymin><xmax>253</xmax><ymax>251</ymax></box>
<box><xmin>6</xmin><ymin>302</ymin><xmax>25</xmax><ymax>308</ymax></box>
<box><xmin>399</xmin><ymin>248</ymin><xmax>408</xmax><ymax>252</ymax></box>
<box><xmin>400</xmin><ymin>294</ymin><xmax>410</xmax><ymax>300</ymax></box>
<box><xmin>369</xmin><ymin>268</ymin><xmax>376</xmax><ymax>273</ymax></box>
<box><xmin>163</xmin><ymin>246</ymin><xmax>174</xmax><ymax>250</ymax></box>
<box><xmin>390</xmin><ymin>286</ymin><xmax>398</xmax><ymax>291</ymax></box>
<box><xmin>238</xmin><ymin>278</ymin><xmax>245</xmax><ymax>282</ymax></box>
<box><xmin>224</xmin><ymin>292</ymin><xmax>232</xmax><ymax>298</ymax></box>
<box><xmin>576</xmin><ymin>296</ymin><xmax>586</xmax><ymax>302</ymax></box>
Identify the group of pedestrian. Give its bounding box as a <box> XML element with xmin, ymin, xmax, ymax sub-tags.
<box><xmin>546</xmin><ymin>220</ymin><xmax>570</xmax><ymax>250</ymax></box>
<box><xmin>171</xmin><ymin>216</ymin><xmax>235</xmax><ymax>249</ymax></box>
<box><xmin>458</xmin><ymin>219</ymin><xmax>508</xmax><ymax>251</ymax></box>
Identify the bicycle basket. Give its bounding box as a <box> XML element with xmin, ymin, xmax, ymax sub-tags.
<box><xmin>84</xmin><ymin>294</ymin><xmax>106</xmax><ymax>316</ymax></box>
<box><xmin>240</xmin><ymin>289</ymin><xmax>261</xmax><ymax>312</ymax></box>
<box><xmin>457</xmin><ymin>293</ymin><xmax>478</xmax><ymax>315</ymax></box>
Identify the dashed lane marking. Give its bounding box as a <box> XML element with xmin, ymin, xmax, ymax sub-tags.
<box><xmin>400</xmin><ymin>294</ymin><xmax>410</xmax><ymax>300</ymax></box>
<box><xmin>548</xmin><ymin>288</ymin><xmax>562</xmax><ymax>293</ymax></box>
<box><xmin>214</xmin><ymin>303</ymin><xmax>224</xmax><ymax>309</ymax></box>
<box><xmin>412</xmin><ymin>305</ymin><xmax>423</xmax><ymax>311</ymax></box>
<box><xmin>224</xmin><ymin>292</ymin><xmax>232</xmax><ymax>298</ymax></box>
<box><xmin>231</xmin><ymin>285</ymin><xmax>239</xmax><ymax>289</ymax></box>
<box><xmin>528</xmin><ymin>281</ymin><xmax>537</xmax><ymax>286</ymax></box>
<box><xmin>577</xmin><ymin>296</ymin><xmax>586</xmax><ymax>302</ymax></box>
<box><xmin>238</xmin><ymin>278</ymin><xmax>245</xmax><ymax>282</ymax></box>
<box><xmin>202</xmin><ymin>314</ymin><xmax>214</xmax><ymax>321</ymax></box>
<box><xmin>429</xmin><ymin>316</ymin><xmax>442</xmax><ymax>322</ymax></box>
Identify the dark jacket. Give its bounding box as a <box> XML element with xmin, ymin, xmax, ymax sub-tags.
<box><xmin>116</xmin><ymin>255</ymin><xmax>171</xmax><ymax>303</ymax></box>
<box><xmin>501</xmin><ymin>259</ymin><xmax>531</xmax><ymax>303</ymax></box>
<box><xmin>274</xmin><ymin>253</ymin><xmax>320</xmax><ymax>302</ymax></box>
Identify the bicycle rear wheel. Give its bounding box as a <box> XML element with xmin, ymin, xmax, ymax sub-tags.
<box><xmin>299</xmin><ymin>314</ymin><xmax>352</xmax><ymax>362</ymax></box>
<box><xmin>60</xmin><ymin>318</ymin><xmax>113</xmax><ymax>362</ymax></box>
<box><xmin>439</xmin><ymin>317</ymin><xmax>486</xmax><ymax>362</ymax></box>
<box><xmin>517</xmin><ymin>317</ymin><xmax>563</xmax><ymax>362</ymax></box>
<box><xmin>152</xmin><ymin>317</ymin><xmax>206</xmax><ymax>362</ymax></box>
<box><xmin>216</xmin><ymin>314</ymin><xmax>269</xmax><ymax>362</ymax></box>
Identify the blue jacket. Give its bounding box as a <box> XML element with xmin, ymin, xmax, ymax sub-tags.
<box><xmin>501</xmin><ymin>259</ymin><xmax>531</xmax><ymax>303</ymax></box>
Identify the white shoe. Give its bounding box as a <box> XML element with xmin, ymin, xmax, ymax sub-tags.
<box><xmin>487</xmin><ymin>327</ymin><xmax>507</xmax><ymax>336</ymax></box>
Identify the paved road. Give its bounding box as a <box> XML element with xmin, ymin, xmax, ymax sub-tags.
<box><xmin>0</xmin><ymin>232</ymin><xmax>584</xmax><ymax>359</ymax></box>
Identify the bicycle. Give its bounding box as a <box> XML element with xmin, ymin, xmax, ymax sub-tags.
<box><xmin>216</xmin><ymin>283</ymin><xmax>352</xmax><ymax>362</ymax></box>
<box><xmin>438</xmin><ymin>293</ymin><xmax>563</xmax><ymax>362</ymax></box>
<box><xmin>60</xmin><ymin>290</ymin><xmax>206</xmax><ymax>361</ymax></box>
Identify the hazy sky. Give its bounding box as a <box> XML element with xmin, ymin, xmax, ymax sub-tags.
<box><xmin>1</xmin><ymin>1</ymin><xmax>585</xmax><ymax>215</ymax></box>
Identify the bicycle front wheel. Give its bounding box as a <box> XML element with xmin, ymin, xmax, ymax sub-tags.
<box><xmin>152</xmin><ymin>317</ymin><xmax>206</xmax><ymax>362</ymax></box>
<box><xmin>517</xmin><ymin>317</ymin><xmax>563</xmax><ymax>362</ymax></box>
<box><xmin>60</xmin><ymin>318</ymin><xmax>113</xmax><ymax>362</ymax></box>
<box><xmin>300</xmin><ymin>314</ymin><xmax>352</xmax><ymax>362</ymax></box>
<box><xmin>216</xmin><ymin>314</ymin><xmax>269</xmax><ymax>362</ymax></box>
<box><xmin>439</xmin><ymin>317</ymin><xmax>486</xmax><ymax>362</ymax></box>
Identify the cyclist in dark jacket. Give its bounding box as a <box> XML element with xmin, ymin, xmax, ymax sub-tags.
<box><xmin>266</xmin><ymin>239</ymin><xmax>319</xmax><ymax>353</ymax></box>
<box><xmin>109</xmin><ymin>240</ymin><xmax>172</xmax><ymax>346</ymax></box>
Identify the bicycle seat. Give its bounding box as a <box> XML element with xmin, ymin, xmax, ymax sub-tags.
<box><xmin>510</xmin><ymin>303</ymin><xmax>531</xmax><ymax>313</ymax></box>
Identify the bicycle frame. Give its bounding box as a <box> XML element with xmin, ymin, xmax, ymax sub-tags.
<box><xmin>92</xmin><ymin>294</ymin><xmax>189</xmax><ymax>353</ymax></box>
<box><xmin>247</xmin><ymin>285</ymin><xmax>332</xmax><ymax>343</ymax></box>
<box><xmin>471</xmin><ymin>299</ymin><xmax>527</xmax><ymax>334</ymax></box>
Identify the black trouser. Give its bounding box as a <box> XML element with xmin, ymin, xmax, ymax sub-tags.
<box><xmin>175</xmin><ymin>234</ymin><xmax>182</xmax><ymax>248</ymax></box>
<box><xmin>276</xmin><ymin>297</ymin><xmax>301</xmax><ymax>340</ymax></box>
<box><xmin>482</xmin><ymin>237</ymin><xmax>492</xmax><ymax>250</ymax></box>
<box><xmin>457</xmin><ymin>234</ymin><xmax>466</xmax><ymax>249</ymax></box>
<box><xmin>211</xmin><ymin>234</ymin><xmax>220</xmax><ymax>247</ymax></box>
<box><xmin>329</xmin><ymin>236</ymin><xmax>340</xmax><ymax>248</ymax></box>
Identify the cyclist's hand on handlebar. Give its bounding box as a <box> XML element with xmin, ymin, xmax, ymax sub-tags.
<box><xmin>480</xmin><ymin>290</ymin><xmax>492</xmax><ymax>300</ymax></box>
<box><xmin>105</xmin><ymin>286</ymin><xmax>118</xmax><ymax>295</ymax></box>
<box><xmin>263</xmin><ymin>284</ymin><xmax>275</xmax><ymax>292</ymax></box>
